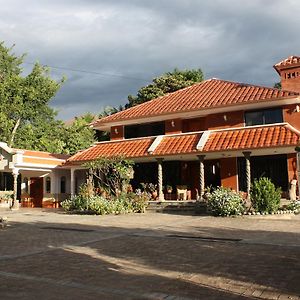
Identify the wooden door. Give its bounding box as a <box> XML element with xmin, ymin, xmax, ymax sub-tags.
<box><xmin>30</xmin><ymin>177</ymin><xmax>43</xmax><ymax>207</ymax></box>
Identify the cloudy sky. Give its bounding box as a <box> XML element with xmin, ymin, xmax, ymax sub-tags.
<box><xmin>0</xmin><ymin>0</ymin><xmax>299</xmax><ymax>120</ymax></box>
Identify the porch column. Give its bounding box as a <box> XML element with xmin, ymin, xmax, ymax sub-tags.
<box><xmin>197</xmin><ymin>155</ymin><xmax>205</xmax><ymax>200</ymax></box>
<box><xmin>70</xmin><ymin>168</ymin><xmax>75</xmax><ymax>196</ymax></box>
<box><xmin>243</xmin><ymin>151</ymin><xmax>251</xmax><ymax>199</ymax></box>
<box><xmin>156</xmin><ymin>158</ymin><xmax>164</xmax><ymax>201</ymax></box>
<box><xmin>50</xmin><ymin>171</ymin><xmax>56</xmax><ymax>195</ymax></box>
<box><xmin>11</xmin><ymin>168</ymin><xmax>19</xmax><ymax>210</ymax></box>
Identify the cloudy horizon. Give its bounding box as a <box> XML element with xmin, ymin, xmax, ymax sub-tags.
<box><xmin>1</xmin><ymin>0</ymin><xmax>300</xmax><ymax>120</ymax></box>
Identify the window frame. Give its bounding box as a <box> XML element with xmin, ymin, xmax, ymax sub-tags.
<box><xmin>244</xmin><ymin>107</ymin><xmax>283</xmax><ymax>127</ymax></box>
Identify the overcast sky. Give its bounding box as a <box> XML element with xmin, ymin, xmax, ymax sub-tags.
<box><xmin>0</xmin><ymin>0</ymin><xmax>299</xmax><ymax>120</ymax></box>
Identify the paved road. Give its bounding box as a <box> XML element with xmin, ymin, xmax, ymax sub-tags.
<box><xmin>0</xmin><ymin>208</ymin><xmax>300</xmax><ymax>299</ymax></box>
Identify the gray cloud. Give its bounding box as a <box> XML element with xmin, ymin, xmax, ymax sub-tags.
<box><xmin>0</xmin><ymin>0</ymin><xmax>299</xmax><ymax>120</ymax></box>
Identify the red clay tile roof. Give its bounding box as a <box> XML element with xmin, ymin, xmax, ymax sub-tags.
<box><xmin>154</xmin><ymin>133</ymin><xmax>201</xmax><ymax>156</ymax></box>
<box><xmin>67</xmin><ymin>137</ymin><xmax>155</xmax><ymax>163</ymax></box>
<box><xmin>92</xmin><ymin>79</ymin><xmax>298</xmax><ymax>127</ymax></box>
<box><xmin>20</xmin><ymin>150</ymin><xmax>70</xmax><ymax>160</ymax></box>
<box><xmin>203</xmin><ymin>124</ymin><xmax>300</xmax><ymax>152</ymax></box>
<box><xmin>66</xmin><ymin>124</ymin><xmax>300</xmax><ymax>164</ymax></box>
<box><xmin>274</xmin><ymin>56</ymin><xmax>300</xmax><ymax>68</ymax></box>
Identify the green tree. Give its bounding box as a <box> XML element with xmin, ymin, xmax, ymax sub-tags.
<box><xmin>63</xmin><ymin>113</ymin><xmax>96</xmax><ymax>155</ymax></box>
<box><xmin>95</xmin><ymin>106</ymin><xmax>124</xmax><ymax>142</ymax></box>
<box><xmin>274</xmin><ymin>82</ymin><xmax>282</xmax><ymax>89</ymax></box>
<box><xmin>0</xmin><ymin>42</ymin><xmax>65</xmax><ymax>151</ymax></box>
<box><xmin>126</xmin><ymin>68</ymin><xmax>204</xmax><ymax>107</ymax></box>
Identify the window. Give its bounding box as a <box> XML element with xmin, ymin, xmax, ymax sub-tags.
<box><xmin>245</xmin><ymin>108</ymin><xmax>283</xmax><ymax>126</ymax></box>
<box><xmin>60</xmin><ymin>176</ymin><xmax>66</xmax><ymax>193</ymax></box>
<box><xmin>46</xmin><ymin>177</ymin><xmax>51</xmax><ymax>193</ymax></box>
<box><xmin>124</xmin><ymin>122</ymin><xmax>165</xmax><ymax>139</ymax></box>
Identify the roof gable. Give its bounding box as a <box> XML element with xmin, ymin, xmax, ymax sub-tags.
<box><xmin>92</xmin><ymin>79</ymin><xmax>298</xmax><ymax>127</ymax></box>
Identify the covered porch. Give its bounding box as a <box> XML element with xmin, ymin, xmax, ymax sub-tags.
<box><xmin>129</xmin><ymin>146</ymin><xmax>298</xmax><ymax>202</ymax></box>
<box><xmin>65</xmin><ymin>123</ymin><xmax>300</xmax><ymax>201</ymax></box>
<box><xmin>0</xmin><ymin>142</ymin><xmax>71</xmax><ymax>209</ymax></box>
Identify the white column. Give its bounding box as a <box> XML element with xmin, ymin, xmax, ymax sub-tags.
<box><xmin>157</xmin><ymin>158</ymin><xmax>164</xmax><ymax>201</ymax></box>
<box><xmin>11</xmin><ymin>168</ymin><xmax>19</xmax><ymax>209</ymax></box>
<box><xmin>197</xmin><ymin>155</ymin><xmax>205</xmax><ymax>201</ymax></box>
<box><xmin>50</xmin><ymin>171</ymin><xmax>56</xmax><ymax>194</ymax></box>
<box><xmin>70</xmin><ymin>168</ymin><xmax>75</xmax><ymax>196</ymax></box>
<box><xmin>243</xmin><ymin>151</ymin><xmax>251</xmax><ymax>200</ymax></box>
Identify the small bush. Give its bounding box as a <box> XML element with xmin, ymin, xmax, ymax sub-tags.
<box><xmin>285</xmin><ymin>201</ymin><xmax>300</xmax><ymax>212</ymax></box>
<box><xmin>250</xmin><ymin>177</ymin><xmax>281</xmax><ymax>213</ymax></box>
<box><xmin>61</xmin><ymin>192</ymin><xmax>149</xmax><ymax>215</ymax></box>
<box><xmin>207</xmin><ymin>187</ymin><xmax>245</xmax><ymax>216</ymax></box>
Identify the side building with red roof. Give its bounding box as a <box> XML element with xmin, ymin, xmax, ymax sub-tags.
<box><xmin>0</xmin><ymin>144</ymin><xmax>71</xmax><ymax>208</ymax></box>
<box><xmin>64</xmin><ymin>56</ymin><xmax>300</xmax><ymax>201</ymax></box>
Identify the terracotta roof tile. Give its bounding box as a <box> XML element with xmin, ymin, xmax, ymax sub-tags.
<box><xmin>67</xmin><ymin>124</ymin><xmax>300</xmax><ymax>164</ymax></box>
<box><xmin>67</xmin><ymin>137</ymin><xmax>155</xmax><ymax>163</ymax></box>
<box><xmin>203</xmin><ymin>125</ymin><xmax>300</xmax><ymax>152</ymax></box>
<box><xmin>93</xmin><ymin>79</ymin><xmax>298</xmax><ymax>126</ymax></box>
<box><xmin>154</xmin><ymin>133</ymin><xmax>201</xmax><ymax>156</ymax></box>
<box><xmin>275</xmin><ymin>56</ymin><xmax>300</xmax><ymax>67</ymax></box>
<box><xmin>14</xmin><ymin>149</ymin><xmax>70</xmax><ymax>160</ymax></box>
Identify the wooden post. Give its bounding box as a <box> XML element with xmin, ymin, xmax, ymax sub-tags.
<box><xmin>197</xmin><ymin>155</ymin><xmax>205</xmax><ymax>200</ymax></box>
<box><xmin>156</xmin><ymin>158</ymin><xmax>164</xmax><ymax>201</ymax></box>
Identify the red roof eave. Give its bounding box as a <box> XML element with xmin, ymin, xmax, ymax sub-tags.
<box><xmin>66</xmin><ymin>123</ymin><xmax>300</xmax><ymax>165</ymax></box>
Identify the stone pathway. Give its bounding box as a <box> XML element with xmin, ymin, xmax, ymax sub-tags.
<box><xmin>0</xmin><ymin>208</ymin><xmax>300</xmax><ymax>299</ymax></box>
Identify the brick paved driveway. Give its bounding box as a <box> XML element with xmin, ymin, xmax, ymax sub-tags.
<box><xmin>0</xmin><ymin>208</ymin><xmax>300</xmax><ymax>299</ymax></box>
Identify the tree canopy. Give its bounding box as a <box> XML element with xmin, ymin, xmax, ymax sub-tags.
<box><xmin>0</xmin><ymin>42</ymin><xmax>65</xmax><ymax>150</ymax></box>
<box><xmin>63</xmin><ymin>113</ymin><xmax>96</xmax><ymax>155</ymax></box>
<box><xmin>126</xmin><ymin>68</ymin><xmax>204</xmax><ymax>108</ymax></box>
<box><xmin>0</xmin><ymin>42</ymin><xmax>97</xmax><ymax>155</ymax></box>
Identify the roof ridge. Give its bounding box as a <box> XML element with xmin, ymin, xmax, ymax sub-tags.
<box><xmin>209</xmin><ymin>78</ymin><xmax>299</xmax><ymax>94</ymax></box>
<box><xmin>92</xmin><ymin>79</ymin><xmax>211</xmax><ymax>126</ymax></box>
<box><xmin>274</xmin><ymin>55</ymin><xmax>300</xmax><ymax>67</ymax></box>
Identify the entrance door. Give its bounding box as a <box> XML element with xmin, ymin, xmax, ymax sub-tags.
<box><xmin>30</xmin><ymin>177</ymin><xmax>43</xmax><ymax>207</ymax></box>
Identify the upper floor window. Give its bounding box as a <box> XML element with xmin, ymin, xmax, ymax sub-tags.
<box><xmin>124</xmin><ymin>122</ymin><xmax>165</xmax><ymax>139</ymax></box>
<box><xmin>245</xmin><ymin>108</ymin><xmax>283</xmax><ymax>126</ymax></box>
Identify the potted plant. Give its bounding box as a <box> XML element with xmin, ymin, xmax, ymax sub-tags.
<box><xmin>166</xmin><ymin>185</ymin><xmax>173</xmax><ymax>194</ymax></box>
<box><xmin>148</xmin><ymin>183</ymin><xmax>158</xmax><ymax>199</ymax></box>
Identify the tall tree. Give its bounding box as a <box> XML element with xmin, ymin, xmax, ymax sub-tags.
<box><xmin>0</xmin><ymin>42</ymin><xmax>64</xmax><ymax>151</ymax></box>
<box><xmin>63</xmin><ymin>113</ymin><xmax>96</xmax><ymax>155</ymax></box>
<box><xmin>126</xmin><ymin>68</ymin><xmax>204</xmax><ymax>108</ymax></box>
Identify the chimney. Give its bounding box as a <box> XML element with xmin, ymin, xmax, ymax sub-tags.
<box><xmin>274</xmin><ymin>56</ymin><xmax>300</xmax><ymax>93</ymax></box>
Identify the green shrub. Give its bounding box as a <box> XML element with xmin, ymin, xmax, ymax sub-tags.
<box><xmin>61</xmin><ymin>192</ymin><xmax>149</xmax><ymax>215</ymax></box>
<box><xmin>250</xmin><ymin>177</ymin><xmax>281</xmax><ymax>213</ymax></box>
<box><xmin>285</xmin><ymin>201</ymin><xmax>300</xmax><ymax>212</ymax></box>
<box><xmin>207</xmin><ymin>187</ymin><xmax>245</xmax><ymax>216</ymax></box>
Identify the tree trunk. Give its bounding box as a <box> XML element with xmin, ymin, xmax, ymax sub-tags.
<box><xmin>9</xmin><ymin>118</ymin><xmax>21</xmax><ymax>147</ymax></box>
